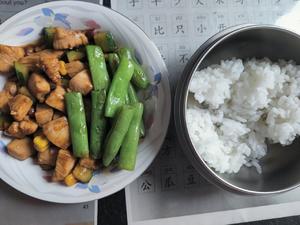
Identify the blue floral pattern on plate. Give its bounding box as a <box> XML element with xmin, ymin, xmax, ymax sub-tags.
<box><xmin>75</xmin><ymin>171</ymin><xmax>101</xmax><ymax>193</ymax></box>
<box><xmin>17</xmin><ymin>8</ymin><xmax>71</xmax><ymax>36</ymax></box>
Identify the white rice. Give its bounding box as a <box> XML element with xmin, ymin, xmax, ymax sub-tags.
<box><xmin>187</xmin><ymin>58</ymin><xmax>300</xmax><ymax>173</ymax></box>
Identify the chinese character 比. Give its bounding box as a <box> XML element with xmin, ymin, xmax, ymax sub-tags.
<box><xmin>154</xmin><ymin>25</ymin><xmax>165</xmax><ymax>35</ymax></box>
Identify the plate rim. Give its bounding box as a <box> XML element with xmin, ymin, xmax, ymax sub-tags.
<box><xmin>0</xmin><ymin>0</ymin><xmax>171</xmax><ymax>203</ymax></box>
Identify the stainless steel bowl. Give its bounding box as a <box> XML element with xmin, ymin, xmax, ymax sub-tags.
<box><xmin>174</xmin><ymin>25</ymin><xmax>300</xmax><ymax>195</ymax></box>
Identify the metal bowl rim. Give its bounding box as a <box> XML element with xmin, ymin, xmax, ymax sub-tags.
<box><xmin>178</xmin><ymin>24</ymin><xmax>300</xmax><ymax>195</ymax></box>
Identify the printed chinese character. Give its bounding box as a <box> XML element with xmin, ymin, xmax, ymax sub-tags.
<box><xmin>179</xmin><ymin>53</ymin><xmax>189</xmax><ymax>63</ymax></box>
<box><xmin>197</xmin><ymin>24</ymin><xmax>206</xmax><ymax>34</ymax></box>
<box><xmin>236</xmin><ymin>0</ymin><xmax>244</xmax><ymax>4</ymax></box>
<box><xmin>187</xmin><ymin>174</ymin><xmax>196</xmax><ymax>185</ymax></box>
<box><xmin>141</xmin><ymin>179</ymin><xmax>152</xmax><ymax>191</ymax></box>
<box><xmin>154</xmin><ymin>25</ymin><xmax>165</xmax><ymax>35</ymax></box>
<box><xmin>195</xmin><ymin>0</ymin><xmax>204</xmax><ymax>5</ymax></box>
<box><xmin>176</xmin><ymin>24</ymin><xmax>185</xmax><ymax>34</ymax></box>
<box><xmin>151</xmin><ymin>0</ymin><xmax>162</xmax><ymax>6</ymax></box>
<box><xmin>216</xmin><ymin>0</ymin><xmax>224</xmax><ymax>4</ymax></box>
<box><xmin>173</xmin><ymin>0</ymin><xmax>181</xmax><ymax>5</ymax></box>
<box><xmin>129</xmin><ymin>0</ymin><xmax>139</xmax><ymax>7</ymax></box>
<box><xmin>218</xmin><ymin>23</ymin><xmax>226</xmax><ymax>31</ymax></box>
<box><xmin>164</xmin><ymin>176</ymin><xmax>175</xmax><ymax>188</ymax></box>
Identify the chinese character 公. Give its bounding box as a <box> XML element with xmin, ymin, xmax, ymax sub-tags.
<box><xmin>141</xmin><ymin>179</ymin><xmax>152</xmax><ymax>191</ymax></box>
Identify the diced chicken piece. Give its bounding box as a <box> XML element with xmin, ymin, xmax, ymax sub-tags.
<box><xmin>7</xmin><ymin>138</ymin><xmax>34</xmax><ymax>160</ymax></box>
<box><xmin>52</xmin><ymin>149</ymin><xmax>76</xmax><ymax>181</ymax></box>
<box><xmin>4</xmin><ymin>81</ymin><xmax>17</xmax><ymax>96</ymax></box>
<box><xmin>18</xmin><ymin>50</ymin><xmax>64</xmax><ymax>71</ymax></box>
<box><xmin>43</xmin><ymin>117</ymin><xmax>70</xmax><ymax>149</ymax></box>
<box><xmin>9</xmin><ymin>94</ymin><xmax>33</xmax><ymax>121</ymax></box>
<box><xmin>6</xmin><ymin>119</ymin><xmax>38</xmax><ymax>138</ymax></box>
<box><xmin>0</xmin><ymin>44</ymin><xmax>25</xmax><ymax>73</ymax></box>
<box><xmin>35</xmin><ymin>104</ymin><xmax>54</xmax><ymax>126</ymax></box>
<box><xmin>6</xmin><ymin>122</ymin><xmax>25</xmax><ymax>138</ymax></box>
<box><xmin>79</xmin><ymin>157</ymin><xmax>98</xmax><ymax>170</ymax></box>
<box><xmin>45</xmin><ymin>85</ymin><xmax>66</xmax><ymax>112</ymax></box>
<box><xmin>19</xmin><ymin>119</ymin><xmax>38</xmax><ymax>135</ymax></box>
<box><xmin>69</xmin><ymin>70</ymin><xmax>93</xmax><ymax>95</ymax></box>
<box><xmin>40</xmin><ymin>54</ymin><xmax>61</xmax><ymax>83</ymax></box>
<box><xmin>66</xmin><ymin>61</ymin><xmax>86</xmax><ymax>78</ymax></box>
<box><xmin>53</xmin><ymin>27</ymin><xmax>88</xmax><ymax>50</ymax></box>
<box><xmin>38</xmin><ymin>147</ymin><xmax>58</xmax><ymax>167</ymax></box>
<box><xmin>27</xmin><ymin>73</ymin><xmax>51</xmax><ymax>103</ymax></box>
<box><xmin>0</xmin><ymin>90</ymin><xmax>12</xmax><ymax>113</ymax></box>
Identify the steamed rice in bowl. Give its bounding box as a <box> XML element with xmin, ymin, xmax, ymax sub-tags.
<box><xmin>186</xmin><ymin>58</ymin><xmax>300</xmax><ymax>174</ymax></box>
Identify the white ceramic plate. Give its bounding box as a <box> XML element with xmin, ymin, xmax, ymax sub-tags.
<box><xmin>0</xmin><ymin>1</ymin><xmax>170</xmax><ymax>203</ymax></box>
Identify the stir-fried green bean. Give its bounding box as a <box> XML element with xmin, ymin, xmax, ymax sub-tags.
<box><xmin>119</xmin><ymin>103</ymin><xmax>143</xmax><ymax>170</ymax></box>
<box><xmin>65</xmin><ymin>92</ymin><xmax>89</xmax><ymax>158</ymax></box>
<box><xmin>102</xmin><ymin>105</ymin><xmax>135</xmax><ymax>167</ymax></box>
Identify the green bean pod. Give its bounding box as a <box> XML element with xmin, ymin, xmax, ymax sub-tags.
<box><xmin>90</xmin><ymin>90</ymin><xmax>107</xmax><ymax>159</ymax></box>
<box><xmin>118</xmin><ymin>103</ymin><xmax>143</xmax><ymax>171</ymax></box>
<box><xmin>118</xmin><ymin>48</ymin><xmax>150</xmax><ymax>89</ymax></box>
<box><xmin>86</xmin><ymin>45</ymin><xmax>110</xmax><ymax>91</ymax></box>
<box><xmin>107</xmin><ymin>53</ymin><xmax>120</xmax><ymax>76</ymax></box>
<box><xmin>65</xmin><ymin>92</ymin><xmax>89</xmax><ymax>158</ymax></box>
<box><xmin>128</xmin><ymin>84</ymin><xmax>145</xmax><ymax>137</ymax></box>
<box><xmin>105</xmin><ymin>56</ymin><xmax>134</xmax><ymax>118</ymax></box>
<box><xmin>102</xmin><ymin>105</ymin><xmax>135</xmax><ymax>167</ymax></box>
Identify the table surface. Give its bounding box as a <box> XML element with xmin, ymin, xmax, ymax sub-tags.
<box><xmin>98</xmin><ymin>189</ymin><xmax>300</xmax><ymax>225</ymax></box>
